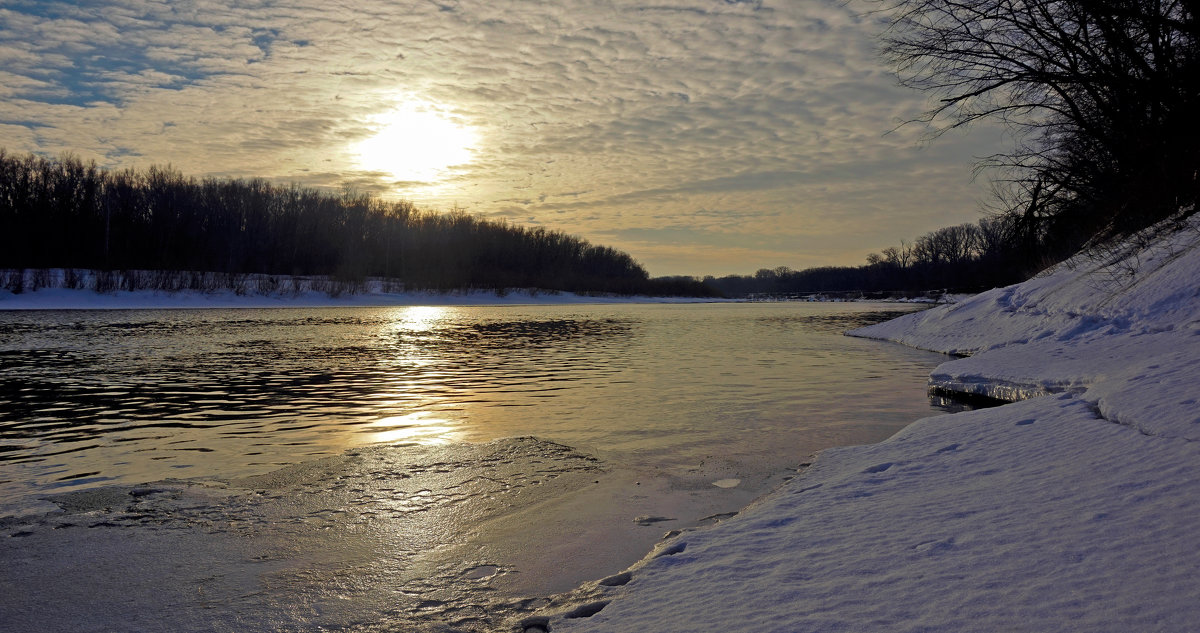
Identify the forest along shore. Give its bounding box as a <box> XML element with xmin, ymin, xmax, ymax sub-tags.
<box><xmin>529</xmin><ymin>217</ymin><xmax>1200</xmax><ymax>632</ymax></box>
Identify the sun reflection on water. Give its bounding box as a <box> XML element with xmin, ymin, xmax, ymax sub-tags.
<box><xmin>392</xmin><ymin>305</ymin><xmax>449</xmax><ymax>332</ymax></box>
<box><xmin>368</xmin><ymin>307</ymin><xmax>463</xmax><ymax>445</ymax></box>
<box><xmin>367</xmin><ymin>411</ymin><xmax>456</xmax><ymax>445</ymax></box>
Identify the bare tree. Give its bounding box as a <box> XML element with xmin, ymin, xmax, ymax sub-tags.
<box><xmin>935</xmin><ymin>223</ymin><xmax>982</xmax><ymax>264</ymax></box>
<box><xmin>877</xmin><ymin>0</ymin><xmax>1199</xmax><ymax>255</ymax></box>
<box><xmin>976</xmin><ymin>214</ymin><xmax>1016</xmax><ymax>258</ymax></box>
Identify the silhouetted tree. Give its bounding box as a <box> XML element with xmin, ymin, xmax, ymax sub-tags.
<box><xmin>878</xmin><ymin>0</ymin><xmax>1199</xmax><ymax>259</ymax></box>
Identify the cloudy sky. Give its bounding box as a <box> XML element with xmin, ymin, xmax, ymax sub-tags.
<box><xmin>0</xmin><ymin>0</ymin><xmax>1007</xmax><ymax>277</ymax></box>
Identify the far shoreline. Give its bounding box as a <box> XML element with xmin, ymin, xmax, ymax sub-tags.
<box><xmin>1</xmin><ymin>268</ymin><xmax>964</xmax><ymax>311</ymax></box>
<box><xmin>0</xmin><ymin>286</ymin><xmax>729</xmax><ymax>311</ymax></box>
<box><xmin>0</xmin><ymin>286</ymin><xmax>951</xmax><ymax>312</ymax></box>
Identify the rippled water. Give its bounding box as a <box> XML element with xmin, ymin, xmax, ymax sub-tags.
<box><xmin>0</xmin><ymin>302</ymin><xmax>957</xmax><ymax>515</ymax></box>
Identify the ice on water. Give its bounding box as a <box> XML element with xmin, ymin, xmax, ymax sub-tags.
<box><xmin>0</xmin><ymin>438</ymin><xmax>607</xmax><ymax>632</ymax></box>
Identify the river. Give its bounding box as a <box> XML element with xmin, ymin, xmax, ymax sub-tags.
<box><xmin>0</xmin><ymin>302</ymin><xmax>964</xmax><ymax>632</ymax></box>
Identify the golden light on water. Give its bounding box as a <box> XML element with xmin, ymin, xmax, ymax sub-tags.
<box><xmin>366</xmin><ymin>306</ymin><xmax>461</xmax><ymax>446</ymax></box>
<box><xmin>394</xmin><ymin>305</ymin><xmax>448</xmax><ymax>332</ymax></box>
<box><xmin>368</xmin><ymin>411</ymin><xmax>456</xmax><ymax>445</ymax></box>
<box><xmin>355</xmin><ymin>100</ymin><xmax>478</xmax><ymax>184</ymax></box>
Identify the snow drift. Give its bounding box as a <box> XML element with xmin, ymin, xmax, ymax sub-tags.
<box><xmin>852</xmin><ymin>217</ymin><xmax>1200</xmax><ymax>441</ymax></box>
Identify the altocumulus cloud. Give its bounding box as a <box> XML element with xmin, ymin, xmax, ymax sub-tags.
<box><xmin>0</xmin><ymin>0</ymin><xmax>1007</xmax><ymax>276</ymax></box>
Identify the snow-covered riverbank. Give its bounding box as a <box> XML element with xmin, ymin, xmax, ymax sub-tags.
<box><xmin>538</xmin><ymin>217</ymin><xmax>1200</xmax><ymax>632</ymax></box>
<box><xmin>0</xmin><ymin>280</ymin><xmax>717</xmax><ymax>310</ymax></box>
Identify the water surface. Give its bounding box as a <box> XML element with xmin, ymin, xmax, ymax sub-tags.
<box><xmin>1</xmin><ymin>301</ymin><xmax>973</xmax><ymax>631</ymax></box>
<box><xmin>0</xmin><ymin>302</ymin><xmax>955</xmax><ymax>515</ymax></box>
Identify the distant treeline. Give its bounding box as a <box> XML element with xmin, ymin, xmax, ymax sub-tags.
<box><xmin>0</xmin><ymin>150</ymin><xmax>713</xmax><ymax>296</ymax></box>
<box><xmin>702</xmin><ymin>216</ymin><xmax>1033</xmax><ymax>298</ymax></box>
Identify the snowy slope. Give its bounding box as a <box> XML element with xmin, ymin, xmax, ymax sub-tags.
<box><xmin>851</xmin><ymin>220</ymin><xmax>1200</xmax><ymax>357</ymax></box>
<box><xmin>851</xmin><ymin>217</ymin><xmax>1200</xmax><ymax>441</ymax></box>
<box><xmin>536</xmin><ymin>217</ymin><xmax>1200</xmax><ymax>632</ymax></box>
<box><xmin>547</xmin><ymin>396</ymin><xmax>1200</xmax><ymax>633</ymax></box>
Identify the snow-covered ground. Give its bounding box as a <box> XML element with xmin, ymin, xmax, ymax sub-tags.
<box><xmin>536</xmin><ymin>217</ymin><xmax>1200</xmax><ymax>632</ymax></box>
<box><xmin>0</xmin><ymin>273</ymin><xmax>717</xmax><ymax>309</ymax></box>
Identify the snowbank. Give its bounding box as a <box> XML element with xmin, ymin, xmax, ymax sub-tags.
<box><xmin>852</xmin><ymin>217</ymin><xmax>1200</xmax><ymax>441</ymax></box>
<box><xmin>538</xmin><ymin>217</ymin><xmax>1200</xmax><ymax>632</ymax></box>
<box><xmin>0</xmin><ymin>277</ymin><xmax>718</xmax><ymax>310</ymax></box>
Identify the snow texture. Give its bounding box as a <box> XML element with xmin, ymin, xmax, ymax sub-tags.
<box><xmin>545</xmin><ymin>217</ymin><xmax>1200</xmax><ymax>632</ymax></box>
<box><xmin>852</xmin><ymin>217</ymin><xmax>1200</xmax><ymax>441</ymax></box>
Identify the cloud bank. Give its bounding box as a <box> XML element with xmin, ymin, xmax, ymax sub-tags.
<box><xmin>0</xmin><ymin>0</ymin><xmax>1008</xmax><ymax>275</ymax></box>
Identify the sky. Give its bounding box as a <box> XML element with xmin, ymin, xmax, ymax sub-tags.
<box><xmin>0</xmin><ymin>0</ymin><xmax>1009</xmax><ymax>277</ymax></box>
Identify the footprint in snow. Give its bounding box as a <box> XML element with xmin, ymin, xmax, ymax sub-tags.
<box><xmin>653</xmin><ymin>542</ymin><xmax>687</xmax><ymax>558</ymax></box>
<box><xmin>564</xmin><ymin>601</ymin><xmax>610</xmax><ymax>619</ymax></box>
<box><xmin>598</xmin><ymin>571</ymin><xmax>632</xmax><ymax>587</ymax></box>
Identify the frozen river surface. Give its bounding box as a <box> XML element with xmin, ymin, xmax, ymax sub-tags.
<box><xmin>0</xmin><ymin>302</ymin><xmax>962</xmax><ymax>631</ymax></box>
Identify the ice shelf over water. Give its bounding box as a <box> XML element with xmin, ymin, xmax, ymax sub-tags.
<box><xmin>540</xmin><ymin>217</ymin><xmax>1200</xmax><ymax>632</ymax></box>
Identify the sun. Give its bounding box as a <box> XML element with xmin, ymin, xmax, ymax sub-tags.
<box><xmin>355</xmin><ymin>101</ymin><xmax>477</xmax><ymax>183</ymax></box>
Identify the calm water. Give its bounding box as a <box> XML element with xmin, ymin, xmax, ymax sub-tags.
<box><xmin>0</xmin><ymin>302</ymin><xmax>957</xmax><ymax>516</ymax></box>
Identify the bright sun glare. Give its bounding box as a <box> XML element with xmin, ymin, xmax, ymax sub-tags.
<box><xmin>356</xmin><ymin>101</ymin><xmax>477</xmax><ymax>183</ymax></box>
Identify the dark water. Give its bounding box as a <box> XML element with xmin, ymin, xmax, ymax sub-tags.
<box><xmin>0</xmin><ymin>302</ymin><xmax>956</xmax><ymax>515</ymax></box>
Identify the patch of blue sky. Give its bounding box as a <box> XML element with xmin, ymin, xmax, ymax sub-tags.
<box><xmin>1</xmin><ymin>1</ymin><xmax>279</xmax><ymax>108</ymax></box>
